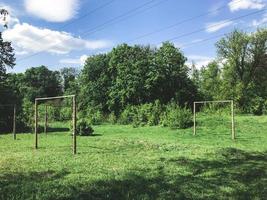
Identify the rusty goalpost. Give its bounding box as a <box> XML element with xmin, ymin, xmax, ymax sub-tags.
<box><xmin>34</xmin><ymin>95</ymin><xmax>77</xmax><ymax>154</ymax></box>
<box><xmin>193</xmin><ymin>100</ymin><xmax>236</xmax><ymax>140</ymax></box>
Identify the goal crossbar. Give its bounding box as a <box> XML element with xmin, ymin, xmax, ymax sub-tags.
<box><xmin>193</xmin><ymin>100</ymin><xmax>236</xmax><ymax>140</ymax></box>
<box><xmin>34</xmin><ymin>95</ymin><xmax>77</xmax><ymax>154</ymax></box>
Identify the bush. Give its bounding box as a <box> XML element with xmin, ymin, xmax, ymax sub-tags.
<box><xmin>147</xmin><ymin>100</ymin><xmax>163</xmax><ymax>126</ymax></box>
<box><xmin>161</xmin><ymin>103</ymin><xmax>192</xmax><ymax>129</ymax></box>
<box><xmin>132</xmin><ymin>103</ymin><xmax>153</xmax><ymax>127</ymax></box>
<box><xmin>200</xmin><ymin>103</ymin><xmax>230</xmax><ymax>116</ymax></box>
<box><xmin>264</xmin><ymin>100</ymin><xmax>267</xmax><ymax>115</ymax></box>
<box><xmin>118</xmin><ymin>105</ymin><xmax>137</xmax><ymax>125</ymax></box>
<box><xmin>108</xmin><ymin>112</ymin><xmax>117</xmax><ymax>124</ymax></box>
<box><xmin>119</xmin><ymin>101</ymin><xmax>163</xmax><ymax>127</ymax></box>
<box><xmin>76</xmin><ymin>119</ymin><xmax>94</xmax><ymax>136</ymax></box>
<box><xmin>249</xmin><ymin>97</ymin><xmax>265</xmax><ymax>115</ymax></box>
<box><xmin>83</xmin><ymin>107</ymin><xmax>104</xmax><ymax>125</ymax></box>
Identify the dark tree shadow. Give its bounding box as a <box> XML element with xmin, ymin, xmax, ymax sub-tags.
<box><xmin>46</xmin><ymin>127</ymin><xmax>70</xmax><ymax>133</ymax></box>
<box><xmin>66</xmin><ymin>148</ymin><xmax>267</xmax><ymax>200</ymax></box>
<box><xmin>0</xmin><ymin>148</ymin><xmax>266</xmax><ymax>200</ymax></box>
<box><xmin>0</xmin><ymin>170</ymin><xmax>69</xmax><ymax>200</ymax></box>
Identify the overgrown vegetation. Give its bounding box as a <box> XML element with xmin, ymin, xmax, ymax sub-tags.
<box><xmin>1</xmin><ymin>29</ymin><xmax>267</xmax><ymax>133</ymax></box>
<box><xmin>76</xmin><ymin>119</ymin><xmax>94</xmax><ymax>136</ymax></box>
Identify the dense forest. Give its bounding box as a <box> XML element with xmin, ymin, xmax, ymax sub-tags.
<box><xmin>1</xmin><ymin>29</ymin><xmax>267</xmax><ymax>132</ymax></box>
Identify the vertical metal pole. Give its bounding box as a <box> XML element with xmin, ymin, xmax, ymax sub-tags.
<box><xmin>35</xmin><ymin>100</ymin><xmax>38</xmax><ymax>149</ymax></box>
<box><xmin>44</xmin><ymin>105</ymin><xmax>48</xmax><ymax>134</ymax></box>
<box><xmin>13</xmin><ymin>105</ymin><xmax>16</xmax><ymax>140</ymax></box>
<box><xmin>73</xmin><ymin>96</ymin><xmax>77</xmax><ymax>154</ymax></box>
<box><xmin>193</xmin><ymin>102</ymin><xmax>196</xmax><ymax>136</ymax></box>
<box><xmin>231</xmin><ymin>100</ymin><xmax>235</xmax><ymax>140</ymax></box>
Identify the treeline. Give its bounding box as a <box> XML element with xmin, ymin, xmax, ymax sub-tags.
<box><xmin>0</xmin><ymin>29</ymin><xmax>267</xmax><ymax>132</ymax></box>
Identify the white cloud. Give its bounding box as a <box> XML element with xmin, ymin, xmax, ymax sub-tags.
<box><xmin>209</xmin><ymin>1</ymin><xmax>225</xmax><ymax>16</ymax></box>
<box><xmin>228</xmin><ymin>0</ymin><xmax>265</xmax><ymax>12</ymax></box>
<box><xmin>187</xmin><ymin>55</ymin><xmax>213</xmax><ymax>69</ymax></box>
<box><xmin>252</xmin><ymin>12</ymin><xmax>267</xmax><ymax>26</ymax></box>
<box><xmin>205</xmin><ymin>20</ymin><xmax>234</xmax><ymax>33</ymax></box>
<box><xmin>60</xmin><ymin>54</ymin><xmax>88</xmax><ymax>65</ymax></box>
<box><xmin>79</xmin><ymin>55</ymin><xmax>88</xmax><ymax>65</ymax></box>
<box><xmin>24</xmin><ymin>0</ymin><xmax>79</xmax><ymax>22</ymax></box>
<box><xmin>2</xmin><ymin>23</ymin><xmax>111</xmax><ymax>55</ymax></box>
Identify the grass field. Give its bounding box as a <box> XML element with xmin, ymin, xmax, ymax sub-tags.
<box><xmin>0</xmin><ymin>114</ymin><xmax>266</xmax><ymax>200</ymax></box>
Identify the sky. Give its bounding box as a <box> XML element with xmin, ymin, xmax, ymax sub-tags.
<box><xmin>1</xmin><ymin>0</ymin><xmax>267</xmax><ymax>73</ymax></box>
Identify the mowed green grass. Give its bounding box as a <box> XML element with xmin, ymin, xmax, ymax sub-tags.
<box><xmin>0</xmin><ymin>115</ymin><xmax>266</xmax><ymax>200</ymax></box>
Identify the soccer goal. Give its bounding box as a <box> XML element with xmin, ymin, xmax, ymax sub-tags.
<box><xmin>34</xmin><ymin>95</ymin><xmax>77</xmax><ymax>154</ymax></box>
<box><xmin>193</xmin><ymin>100</ymin><xmax>236</xmax><ymax>140</ymax></box>
<box><xmin>0</xmin><ymin>104</ymin><xmax>16</xmax><ymax>139</ymax></box>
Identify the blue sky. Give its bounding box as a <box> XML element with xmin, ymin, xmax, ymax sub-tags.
<box><xmin>1</xmin><ymin>0</ymin><xmax>267</xmax><ymax>72</ymax></box>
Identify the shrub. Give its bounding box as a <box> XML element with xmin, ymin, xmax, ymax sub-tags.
<box><xmin>76</xmin><ymin>119</ymin><xmax>94</xmax><ymax>136</ymax></box>
<box><xmin>21</xmin><ymin>98</ymin><xmax>34</xmax><ymax>131</ymax></box>
<box><xmin>118</xmin><ymin>105</ymin><xmax>137</xmax><ymax>125</ymax></box>
<box><xmin>249</xmin><ymin>97</ymin><xmax>265</xmax><ymax>115</ymax></box>
<box><xmin>263</xmin><ymin>100</ymin><xmax>267</xmax><ymax>115</ymax></box>
<box><xmin>200</xmin><ymin>103</ymin><xmax>230</xmax><ymax>117</ymax></box>
<box><xmin>147</xmin><ymin>100</ymin><xmax>163</xmax><ymax>126</ymax></box>
<box><xmin>132</xmin><ymin>103</ymin><xmax>152</xmax><ymax>127</ymax></box>
<box><xmin>108</xmin><ymin>112</ymin><xmax>117</xmax><ymax>124</ymax></box>
<box><xmin>119</xmin><ymin>101</ymin><xmax>163</xmax><ymax>127</ymax></box>
<box><xmin>83</xmin><ymin>107</ymin><xmax>104</xmax><ymax>125</ymax></box>
<box><xmin>161</xmin><ymin>103</ymin><xmax>192</xmax><ymax>129</ymax></box>
<box><xmin>59</xmin><ymin>107</ymin><xmax>72</xmax><ymax>121</ymax></box>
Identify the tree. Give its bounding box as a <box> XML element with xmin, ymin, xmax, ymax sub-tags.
<box><xmin>80</xmin><ymin>54</ymin><xmax>112</xmax><ymax>113</ymax></box>
<box><xmin>216</xmin><ymin>29</ymin><xmax>267</xmax><ymax>111</ymax></box>
<box><xmin>23</xmin><ymin>66</ymin><xmax>62</xmax><ymax>102</ymax></box>
<box><xmin>0</xmin><ymin>28</ymin><xmax>16</xmax><ymax>132</ymax></box>
<box><xmin>190</xmin><ymin>62</ymin><xmax>201</xmax><ymax>86</ymax></box>
<box><xmin>199</xmin><ymin>61</ymin><xmax>222</xmax><ymax>100</ymax></box>
<box><xmin>0</xmin><ymin>33</ymin><xmax>15</xmax><ymax>83</ymax></box>
<box><xmin>108</xmin><ymin>44</ymin><xmax>153</xmax><ymax>113</ymax></box>
<box><xmin>60</xmin><ymin>67</ymin><xmax>79</xmax><ymax>92</ymax></box>
<box><xmin>146</xmin><ymin>42</ymin><xmax>196</xmax><ymax>106</ymax></box>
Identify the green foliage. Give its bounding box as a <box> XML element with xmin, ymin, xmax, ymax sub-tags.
<box><xmin>23</xmin><ymin>66</ymin><xmax>62</xmax><ymax>102</ymax></box>
<box><xmin>108</xmin><ymin>44</ymin><xmax>153</xmax><ymax>113</ymax></box>
<box><xmin>0</xmin><ymin>33</ymin><xmax>15</xmax><ymax>77</ymax></box>
<box><xmin>118</xmin><ymin>101</ymin><xmax>163</xmax><ymax>127</ymax></box>
<box><xmin>215</xmin><ymin>29</ymin><xmax>267</xmax><ymax>111</ymax></box>
<box><xmin>132</xmin><ymin>103</ymin><xmax>153</xmax><ymax>127</ymax></box>
<box><xmin>161</xmin><ymin>103</ymin><xmax>192</xmax><ymax>129</ymax></box>
<box><xmin>118</xmin><ymin>105</ymin><xmax>137</xmax><ymax>125</ymax></box>
<box><xmin>76</xmin><ymin>119</ymin><xmax>94</xmax><ymax>136</ymax></box>
<box><xmin>199</xmin><ymin>61</ymin><xmax>222</xmax><ymax>100</ymax></box>
<box><xmin>82</xmin><ymin>108</ymin><xmax>104</xmax><ymax>125</ymax></box>
<box><xmin>118</xmin><ymin>101</ymin><xmax>191</xmax><ymax>129</ymax></box>
<box><xmin>80</xmin><ymin>43</ymin><xmax>198</xmax><ymax>115</ymax></box>
<box><xmin>80</xmin><ymin>54</ymin><xmax>111</xmax><ymax>113</ymax></box>
<box><xmin>59</xmin><ymin>107</ymin><xmax>72</xmax><ymax>121</ymax></box>
<box><xmin>60</xmin><ymin>67</ymin><xmax>79</xmax><ymax>92</ymax></box>
<box><xmin>132</xmin><ymin>101</ymin><xmax>163</xmax><ymax>127</ymax></box>
<box><xmin>108</xmin><ymin>112</ymin><xmax>117</xmax><ymax>124</ymax></box>
<box><xmin>199</xmin><ymin>103</ymin><xmax>230</xmax><ymax>116</ymax></box>
<box><xmin>21</xmin><ymin>98</ymin><xmax>34</xmax><ymax>131</ymax></box>
<box><xmin>249</xmin><ymin>96</ymin><xmax>265</xmax><ymax>115</ymax></box>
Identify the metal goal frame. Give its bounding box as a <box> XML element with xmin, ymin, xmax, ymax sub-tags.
<box><xmin>193</xmin><ymin>100</ymin><xmax>236</xmax><ymax>140</ymax></box>
<box><xmin>34</xmin><ymin>95</ymin><xmax>77</xmax><ymax>154</ymax></box>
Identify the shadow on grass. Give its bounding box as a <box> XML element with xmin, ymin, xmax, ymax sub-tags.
<box><xmin>0</xmin><ymin>170</ymin><xmax>69</xmax><ymax>200</ymax></box>
<box><xmin>46</xmin><ymin>127</ymin><xmax>70</xmax><ymax>133</ymax></box>
<box><xmin>0</xmin><ymin>148</ymin><xmax>266</xmax><ymax>200</ymax></box>
<box><xmin>72</xmin><ymin>148</ymin><xmax>267</xmax><ymax>200</ymax></box>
